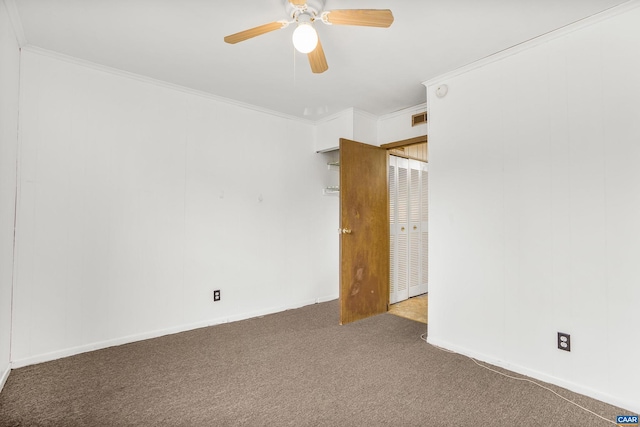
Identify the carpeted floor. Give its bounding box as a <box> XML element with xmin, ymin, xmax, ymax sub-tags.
<box><xmin>0</xmin><ymin>300</ymin><xmax>630</xmax><ymax>426</ymax></box>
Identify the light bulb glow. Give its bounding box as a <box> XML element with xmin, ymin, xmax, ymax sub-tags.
<box><xmin>292</xmin><ymin>23</ymin><xmax>318</xmax><ymax>54</ymax></box>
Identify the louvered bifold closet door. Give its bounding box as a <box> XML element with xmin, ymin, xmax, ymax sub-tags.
<box><xmin>420</xmin><ymin>162</ymin><xmax>428</xmax><ymax>293</ymax></box>
<box><xmin>408</xmin><ymin>160</ymin><xmax>423</xmax><ymax>297</ymax></box>
<box><xmin>389</xmin><ymin>157</ymin><xmax>398</xmax><ymax>304</ymax></box>
<box><xmin>390</xmin><ymin>155</ymin><xmax>428</xmax><ymax>304</ymax></box>
<box><xmin>393</xmin><ymin>157</ymin><xmax>410</xmax><ymax>303</ymax></box>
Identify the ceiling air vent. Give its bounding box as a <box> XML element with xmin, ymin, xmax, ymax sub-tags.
<box><xmin>411</xmin><ymin>112</ymin><xmax>427</xmax><ymax>127</ymax></box>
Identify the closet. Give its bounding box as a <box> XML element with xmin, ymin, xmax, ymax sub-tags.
<box><xmin>389</xmin><ymin>155</ymin><xmax>428</xmax><ymax>304</ymax></box>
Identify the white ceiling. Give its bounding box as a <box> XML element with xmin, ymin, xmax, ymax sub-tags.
<box><xmin>10</xmin><ymin>0</ymin><xmax>631</xmax><ymax>120</ymax></box>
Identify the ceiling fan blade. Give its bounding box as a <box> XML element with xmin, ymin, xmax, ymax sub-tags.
<box><xmin>308</xmin><ymin>38</ymin><xmax>328</xmax><ymax>74</ymax></box>
<box><xmin>224</xmin><ymin>21</ymin><xmax>287</xmax><ymax>44</ymax></box>
<box><xmin>288</xmin><ymin>0</ymin><xmax>306</xmax><ymax>5</ymax></box>
<box><xmin>323</xmin><ymin>9</ymin><xmax>394</xmax><ymax>28</ymax></box>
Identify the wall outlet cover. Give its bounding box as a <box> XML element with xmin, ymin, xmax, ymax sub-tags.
<box><xmin>557</xmin><ymin>332</ymin><xmax>571</xmax><ymax>352</ymax></box>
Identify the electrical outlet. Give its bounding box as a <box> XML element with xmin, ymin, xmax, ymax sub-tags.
<box><xmin>557</xmin><ymin>332</ymin><xmax>570</xmax><ymax>352</ymax></box>
<box><xmin>213</xmin><ymin>290</ymin><xmax>221</xmax><ymax>302</ymax></box>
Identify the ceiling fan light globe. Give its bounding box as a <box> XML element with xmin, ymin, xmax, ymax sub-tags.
<box><xmin>292</xmin><ymin>23</ymin><xmax>318</xmax><ymax>53</ymax></box>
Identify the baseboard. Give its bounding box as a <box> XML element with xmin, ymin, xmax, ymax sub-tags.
<box><xmin>9</xmin><ymin>317</ymin><xmax>218</xmax><ymax>369</ymax></box>
<box><xmin>426</xmin><ymin>336</ymin><xmax>640</xmax><ymax>415</ymax></box>
<box><xmin>317</xmin><ymin>294</ymin><xmax>338</xmax><ymax>303</ymax></box>
<box><xmin>10</xmin><ymin>297</ymin><xmax>339</xmax><ymax>369</ymax></box>
<box><xmin>226</xmin><ymin>295</ymin><xmax>338</xmax><ymax>321</ymax></box>
<box><xmin>0</xmin><ymin>363</ymin><xmax>10</xmax><ymax>393</ymax></box>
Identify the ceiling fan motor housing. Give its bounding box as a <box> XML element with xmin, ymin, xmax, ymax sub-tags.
<box><xmin>284</xmin><ymin>0</ymin><xmax>326</xmax><ymax>20</ymax></box>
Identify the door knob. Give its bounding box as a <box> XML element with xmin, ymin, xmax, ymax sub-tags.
<box><xmin>341</xmin><ymin>228</ymin><xmax>352</xmax><ymax>234</ymax></box>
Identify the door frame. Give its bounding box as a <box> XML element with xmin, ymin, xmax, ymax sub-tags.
<box><xmin>338</xmin><ymin>135</ymin><xmax>428</xmax><ymax>324</ymax></box>
<box><xmin>380</xmin><ymin>135</ymin><xmax>428</xmax><ymax>161</ymax></box>
<box><xmin>381</xmin><ymin>135</ymin><xmax>428</xmax><ymax>305</ymax></box>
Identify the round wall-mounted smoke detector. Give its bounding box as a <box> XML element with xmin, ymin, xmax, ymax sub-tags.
<box><xmin>435</xmin><ymin>84</ymin><xmax>449</xmax><ymax>98</ymax></box>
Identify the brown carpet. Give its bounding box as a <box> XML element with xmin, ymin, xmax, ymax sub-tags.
<box><xmin>0</xmin><ymin>300</ymin><xmax>630</xmax><ymax>426</ymax></box>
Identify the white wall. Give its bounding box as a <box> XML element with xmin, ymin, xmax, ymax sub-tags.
<box><xmin>377</xmin><ymin>103</ymin><xmax>427</xmax><ymax>145</ymax></box>
<box><xmin>315</xmin><ymin>109</ymin><xmax>353</xmax><ymax>152</ymax></box>
<box><xmin>0</xmin><ymin>0</ymin><xmax>20</xmax><ymax>389</ymax></box>
<box><xmin>426</xmin><ymin>5</ymin><xmax>640</xmax><ymax>413</ymax></box>
<box><xmin>11</xmin><ymin>49</ymin><xmax>338</xmax><ymax>367</ymax></box>
<box><xmin>353</xmin><ymin>110</ymin><xmax>378</xmax><ymax>146</ymax></box>
<box><xmin>314</xmin><ymin>108</ymin><xmax>379</xmax><ymax>152</ymax></box>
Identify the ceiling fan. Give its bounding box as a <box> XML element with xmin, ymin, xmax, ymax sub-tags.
<box><xmin>223</xmin><ymin>0</ymin><xmax>394</xmax><ymax>74</ymax></box>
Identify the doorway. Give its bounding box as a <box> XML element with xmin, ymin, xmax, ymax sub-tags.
<box><xmin>388</xmin><ymin>294</ymin><xmax>428</xmax><ymax>323</ymax></box>
<box><xmin>337</xmin><ymin>136</ymin><xmax>427</xmax><ymax>325</ymax></box>
<box><xmin>389</xmin><ymin>155</ymin><xmax>428</xmax><ymax>304</ymax></box>
<box><xmin>382</xmin><ymin>136</ymin><xmax>428</xmax><ymax>324</ymax></box>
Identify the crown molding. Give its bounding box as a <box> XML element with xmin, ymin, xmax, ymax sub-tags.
<box><xmin>379</xmin><ymin>103</ymin><xmax>428</xmax><ymax>121</ymax></box>
<box><xmin>422</xmin><ymin>0</ymin><xmax>640</xmax><ymax>88</ymax></box>
<box><xmin>2</xmin><ymin>0</ymin><xmax>27</xmax><ymax>47</ymax></box>
<box><xmin>313</xmin><ymin>107</ymin><xmax>383</xmax><ymax>127</ymax></box>
<box><xmin>20</xmin><ymin>46</ymin><xmax>392</xmax><ymax>128</ymax></box>
<box><xmin>313</xmin><ymin>107</ymin><xmax>354</xmax><ymax>125</ymax></box>
<box><xmin>21</xmin><ymin>45</ymin><xmax>317</xmax><ymax>125</ymax></box>
<box><xmin>352</xmin><ymin>108</ymin><xmax>379</xmax><ymax>122</ymax></box>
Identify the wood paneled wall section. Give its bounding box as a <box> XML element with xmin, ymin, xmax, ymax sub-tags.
<box><xmin>388</xmin><ymin>142</ymin><xmax>427</xmax><ymax>162</ymax></box>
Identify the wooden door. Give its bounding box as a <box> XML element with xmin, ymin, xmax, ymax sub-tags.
<box><xmin>339</xmin><ymin>138</ymin><xmax>389</xmax><ymax>325</ymax></box>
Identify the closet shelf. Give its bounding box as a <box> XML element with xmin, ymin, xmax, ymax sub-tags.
<box><xmin>323</xmin><ymin>186</ymin><xmax>340</xmax><ymax>196</ymax></box>
<box><xmin>327</xmin><ymin>161</ymin><xmax>340</xmax><ymax>170</ymax></box>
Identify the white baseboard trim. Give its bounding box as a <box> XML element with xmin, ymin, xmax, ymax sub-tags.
<box><xmin>11</xmin><ymin>297</ymin><xmax>340</xmax><ymax>369</ymax></box>
<box><xmin>426</xmin><ymin>336</ymin><xmax>639</xmax><ymax>415</ymax></box>
<box><xmin>10</xmin><ymin>319</ymin><xmax>221</xmax><ymax>369</ymax></box>
<box><xmin>317</xmin><ymin>294</ymin><xmax>338</xmax><ymax>303</ymax></box>
<box><xmin>277</xmin><ymin>295</ymin><xmax>339</xmax><ymax>312</ymax></box>
<box><xmin>0</xmin><ymin>363</ymin><xmax>10</xmax><ymax>392</ymax></box>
